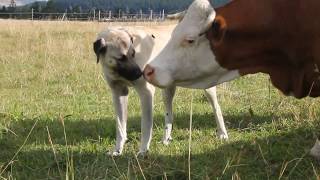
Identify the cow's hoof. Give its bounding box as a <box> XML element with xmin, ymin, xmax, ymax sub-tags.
<box><xmin>217</xmin><ymin>131</ymin><xmax>229</xmax><ymax>140</ymax></box>
<box><xmin>310</xmin><ymin>139</ymin><xmax>320</xmax><ymax>160</ymax></box>
<box><xmin>162</xmin><ymin>137</ymin><xmax>173</xmax><ymax>145</ymax></box>
<box><xmin>108</xmin><ymin>150</ymin><xmax>122</xmax><ymax>156</ymax></box>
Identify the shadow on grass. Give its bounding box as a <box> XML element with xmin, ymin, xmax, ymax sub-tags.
<box><xmin>0</xmin><ymin>110</ymin><xmax>290</xmax><ymax>149</ymax></box>
<box><xmin>0</xmin><ymin>123</ymin><xmax>318</xmax><ymax>179</ymax></box>
<box><xmin>162</xmin><ymin>111</ymin><xmax>280</xmax><ymax>131</ymax></box>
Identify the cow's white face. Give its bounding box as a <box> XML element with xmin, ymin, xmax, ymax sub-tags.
<box><xmin>144</xmin><ymin>0</ymin><xmax>240</xmax><ymax>89</ymax></box>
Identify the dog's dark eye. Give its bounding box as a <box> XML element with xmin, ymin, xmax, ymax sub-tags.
<box><xmin>118</xmin><ymin>55</ymin><xmax>127</xmax><ymax>61</ymax></box>
<box><xmin>99</xmin><ymin>47</ymin><xmax>107</xmax><ymax>54</ymax></box>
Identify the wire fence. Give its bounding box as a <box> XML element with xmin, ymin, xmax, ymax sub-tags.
<box><xmin>0</xmin><ymin>9</ymin><xmax>167</xmax><ymax>22</ymax></box>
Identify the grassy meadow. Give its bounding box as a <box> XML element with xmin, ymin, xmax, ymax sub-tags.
<box><xmin>0</xmin><ymin>20</ymin><xmax>320</xmax><ymax>179</ymax></box>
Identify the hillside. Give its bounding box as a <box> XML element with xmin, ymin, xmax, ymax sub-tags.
<box><xmin>0</xmin><ymin>0</ymin><xmax>46</xmax><ymax>7</ymax></box>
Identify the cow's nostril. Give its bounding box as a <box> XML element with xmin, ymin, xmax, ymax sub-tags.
<box><xmin>147</xmin><ymin>69</ymin><xmax>154</xmax><ymax>76</ymax></box>
<box><xmin>144</xmin><ymin>65</ymin><xmax>155</xmax><ymax>79</ymax></box>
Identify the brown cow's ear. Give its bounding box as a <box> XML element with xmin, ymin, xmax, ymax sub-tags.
<box><xmin>211</xmin><ymin>15</ymin><xmax>227</xmax><ymax>46</ymax></box>
<box><xmin>93</xmin><ymin>38</ymin><xmax>107</xmax><ymax>64</ymax></box>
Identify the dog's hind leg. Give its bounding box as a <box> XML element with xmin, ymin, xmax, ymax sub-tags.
<box><xmin>204</xmin><ymin>86</ymin><xmax>228</xmax><ymax>140</ymax></box>
<box><xmin>134</xmin><ymin>81</ymin><xmax>155</xmax><ymax>155</ymax></box>
<box><xmin>109</xmin><ymin>84</ymin><xmax>129</xmax><ymax>156</ymax></box>
<box><xmin>162</xmin><ymin>86</ymin><xmax>176</xmax><ymax>145</ymax></box>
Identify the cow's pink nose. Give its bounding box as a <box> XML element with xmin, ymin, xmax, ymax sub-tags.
<box><xmin>143</xmin><ymin>64</ymin><xmax>155</xmax><ymax>81</ymax></box>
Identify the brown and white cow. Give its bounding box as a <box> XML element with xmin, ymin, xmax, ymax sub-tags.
<box><xmin>144</xmin><ymin>0</ymin><xmax>320</xmax><ymax>158</ymax></box>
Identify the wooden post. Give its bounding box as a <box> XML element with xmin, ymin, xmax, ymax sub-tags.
<box><xmin>31</xmin><ymin>8</ymin><xmax>34</xmax><ymax>20</ymax></box>
<box><xmin>162</xmin><ymin>9</ymin><xmax>165</xmax><ymax>20</ymax></box>
<box><xmin>150</xmin><ymin>10</ymin><xmax>153</xmax><ymax>20</ymax></box>
<box><xmin>140</xmin><ymin>9</ymin><xmax>143</xmax><ymax>20</ymax></box>
<box><xmin>93</xmin><ymin>9</ymin><xmax>95</xmax><ymax>21</ymax></box>
<box><xmin>118</xmin><ymin>9</ymin><xmax>121</xmax><ymax>19</ymax></box>
<box><xmin>98</xmin><ymin>10</ymin><xmax>101</xmax><ymax>21</ymax></box>
<box><xmin>109</xmin><ymin>11</ymin><xmax>111</xmax><ymax>19</ymax></box>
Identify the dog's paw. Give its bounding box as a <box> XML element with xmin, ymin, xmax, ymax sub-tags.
<box><xmin>217</xmin><ymin>131</ymin><xmax>229</xmax><ymax>140</ymax></box>
<box><xmin>137</xmin><ymin>150</ymin><xmax>149</xmax><ymax>158</ymax></box>
<box><xmin>107</xmin><ymin>150</ymin><xmax>122</xmax><ymax>156</ymax></box>
<box><xmin>162</xmin><ymin>137</ymin><xmax>173</xmax><ymax>145</ymax></box>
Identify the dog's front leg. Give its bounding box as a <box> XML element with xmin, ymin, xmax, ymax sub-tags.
<box><xmin>204</xmin><ymin>87</ymin><xmax>228</xmax><ymax>139</ymax></box>
<box><xmin>110</xmin><ymin>85</ymin><xmax>129</xmax><ymax>156</ymax></box>
<box><xmin>162</xmin><ymin>86</ymin><xmax>176</xmax><ymax>145</ymax></box>
<box><xmin>134</xmin><ymin>82</ymin><xmax>155</xmax><ymax>155</ymax></box>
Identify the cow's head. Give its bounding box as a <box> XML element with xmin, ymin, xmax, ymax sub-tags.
<box><xmin>144</xmin><ymin>0</ymin><xmax>240</xmax><ymax>89</ymax></box>
<box><xmin>93</xmin><ymin>28</ymin><xmax>142</xmax><ymax>81</ymax></box>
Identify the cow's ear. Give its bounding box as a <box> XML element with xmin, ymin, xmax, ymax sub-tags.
<box><xmin>93</xmin><ymin>38</ymin><xmax>107</xmax><ymax>64</ymax></box>
<box><xmin>211</xmin><ymin>15</ymin><xmax>227</xmax><ymax>46</ymax></box>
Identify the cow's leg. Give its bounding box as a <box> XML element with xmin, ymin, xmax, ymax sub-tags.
<box><xmin>310</xmin><ymin>138</ymin><xmax>320</xmax><ymax>159</ymax></box>
<box><xmin>310</xmin><ymin>52</ymin><xmax>320</xmax><ymax>159</ymax></box>
<box><xmin>134</xmin><ymin>81</ymin><xmax>155</xmax><ymax>155</ymax></box>
<box><xmin>162</xmin><ymin>86</ymin><xmax>176</xmax><ymax>145</ymax></box>
<box><xmin>109</xmin><ymin>84</ymin><xmax>129</xmax><ymax>156</ymax></box>
<box><xmin>204</xmin><ymin>86</ymin><xmax>228</xmax><ymax>139</ymax></box>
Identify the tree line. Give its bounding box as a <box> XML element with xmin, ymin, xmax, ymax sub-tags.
<box><xmin>0</xmin><ymin>0</ymin><xmax>231</xmax><ymax>14</ymax></box>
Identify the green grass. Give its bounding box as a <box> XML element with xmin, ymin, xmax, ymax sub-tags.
<box><xmin>0</xmin><ymin>20</ymin><xmax>320</xmax><ymax>179</ymax></box>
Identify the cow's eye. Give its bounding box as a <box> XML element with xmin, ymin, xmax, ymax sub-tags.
<box><xmin>187</xmin><ymin>40</ymin><xmax>195</xmax><ymax>44</ymax></box>
<box><xmin>182</xmin><ymin>38</ymin><xmax>196</xmax><ymax>47</ymax></box>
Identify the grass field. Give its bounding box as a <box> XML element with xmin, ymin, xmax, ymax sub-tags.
<box><xmin>0</xmin><ymin>20</ymin><xmax>320</xmax><ymax>179</ymax></box>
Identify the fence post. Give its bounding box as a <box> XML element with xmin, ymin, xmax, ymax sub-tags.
<box><xmin>109</xmin><ymin>11</ymin><xmax>111</xmax><ymax>19</ymax></box>
<box><xmin>93</xmin><ymin>9</ymin><xmax>95</xmax><ymax>21</ymax></box>
<box><xmin>162</xmin><ymin>9</ymin><xmax>165</xmax><ymax>20</ymax></box>
<box><xmin>31</xmin><ymin>8</ymin><xmax>34</xmax><ymax>20</ymax></box>
<box><xmin>118</xmin><ymin>9</ymin><xmax>121</xmax><ymax>19</ymax></box>
<box><xmin>98</xmin><ymin>10</ymin><xmax>101</xmax><ymax>22</ymax></box>
<box><xmin>140</xmin><ymin>9</ymin><xmax>142</xmax><ymax>20</ymax></box>
<box><xmin>150</xmin><ymin>10</ymin><xmax>153</xmax><ymax>20</ymax></box>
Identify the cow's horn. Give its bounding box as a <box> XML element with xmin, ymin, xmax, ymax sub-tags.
<box><xmin>199</xmin><ymin>6</ymin><xmax>216</xmax><ymax>36</ymax></box>
<box><xmin>167</xmin><ymin>11</ymin><xmax>186</xmax><ymax>21</ymax></box>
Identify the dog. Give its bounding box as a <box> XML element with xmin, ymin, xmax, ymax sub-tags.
<box><xmin>93</xmin><ymin>27</ymin><xmax>228</xmax><ymax>156</ymax></box>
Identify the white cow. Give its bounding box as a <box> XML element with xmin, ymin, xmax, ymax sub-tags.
<box><xmin>144</xmin><ymin>0</ymin><xmax>239</xmax><ymax>89</ymax></box>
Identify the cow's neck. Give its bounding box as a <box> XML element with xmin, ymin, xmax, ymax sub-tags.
<box><xmin>208</xmin><ymin>0</ymin><xmax>320</xmax><ymax>98</ymax></box>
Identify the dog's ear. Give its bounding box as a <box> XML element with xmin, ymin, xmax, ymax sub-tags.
<box><xmin>93</xmin><ymin>38</ymin><xmax>107</xmax><ymax>64</ymax></box>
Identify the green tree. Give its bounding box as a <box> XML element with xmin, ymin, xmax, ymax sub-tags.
<box><xmin>43</xmin><ymin>0</ymin><xmax>57</xmax><ymax>13</ymax></box>
<box><xmin>1</xmin><ymin>6</ymin><xmax>6</xmax><ymax>12</ymax></box>
<box><xmin>31</xmin><ymin>2</ymin><xmax>42</xmax><ymax>12</ymax></box>
<box><xmin>73</xmin><ymin>5</ymin><xmax>82</xmax><ymax>13</ymax></box>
